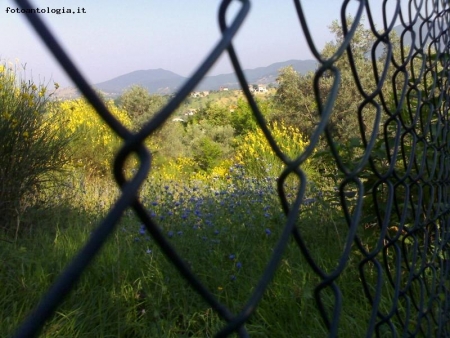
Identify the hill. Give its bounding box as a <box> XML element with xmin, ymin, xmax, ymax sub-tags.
<box><xmin>92</xmin><ymin>59</ymin><xmax>318</xmax><ymax>96</ymax></box>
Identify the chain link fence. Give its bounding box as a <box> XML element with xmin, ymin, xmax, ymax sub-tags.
<box><xmin>12</xmin><ymin>0</ymin><xmax>450</xmax><ymax>337</ymax></box>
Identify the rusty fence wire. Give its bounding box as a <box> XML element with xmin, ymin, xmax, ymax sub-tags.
<box><xmin>12</xmin><ymin>0</ymin><xmax>450</xmax><ymax>337</ymax></box>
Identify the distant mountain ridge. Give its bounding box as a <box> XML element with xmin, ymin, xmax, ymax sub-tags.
<box><xmin>93</xmin><ymin>59</ymin><xmax>318</xmax><ymax>95</ymax></box>
<box><xmin>72</xmin><ymin>21</ymin><xmax>427</xmax><ymax>97</ymax></box>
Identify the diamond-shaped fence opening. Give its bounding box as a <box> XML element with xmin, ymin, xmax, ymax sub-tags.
<box><xmin>10</xmin><ymin>0</ymin><xmax>450</xmax><ymax>337</ymax></box>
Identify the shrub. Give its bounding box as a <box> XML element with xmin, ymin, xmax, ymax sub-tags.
<box><xmin>234</xmin><ymin>122</ymin><xmax>315</xmax><ymax>180</ymax></box>
<box><xmin>0</xmin><ymin>63</ymin><xmax>70</xmax><ymax>233</ymax></box>
<box><xmin>51</xmin><ymin>98</ymin><xmax>132</xmax><ymax>177</ymax></box>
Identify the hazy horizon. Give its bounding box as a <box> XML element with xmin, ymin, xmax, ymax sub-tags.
<box><xmin>2</xmin><ymin>1</ymin><xmax>409</xmax><ymax>88</ymax></box>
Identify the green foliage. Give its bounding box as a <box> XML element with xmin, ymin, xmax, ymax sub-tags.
<box><xmin>0</xmin><ymin>63</ymin><xmax>70</xmax><ymax>232</ymax></box>
<box><xmin>118</xmin><ymin>85</ymin><xmax>166</xmax><ymax>129</ymax></box>
<box><xmin>229</xmin><ymin>98</ymin><xmax>259</xmax><ymax>137</ymax></box>
<box><xmin>192</xmin><ymin>136</ymin><xmax>223</xmax><ymax>171</ymax></box>
<box><xmin>193</xmin><ymin>101</ymin><xmax>231</xmax><ymax>126</ymax></box>
<box><xmin>273</xmin><ymin>66</ymin><xmax>317</xmax><ymax>136</ymax></box>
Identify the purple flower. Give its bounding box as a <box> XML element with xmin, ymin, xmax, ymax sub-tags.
<box><xmin>236</xmin><ymin>262</ymin><xmax>242</xmax><ymax>269</ymax></box>
<box><xmin>151</xmin><ymin>201</ymin><xmax>158</xmax><ymax>206</ymax></box>
<box><xmin>265</xmin><ymin>228</ymin><xmax>272</xmax><ymax>236</ymax></box>
<box><xmin>167</xmin><ymin>231</ymin><xmax>174</xmax><ymax>238</ymax></box>
<box><xmin>214</xmin><ymin>230</ymin><xmax>220</xmax><ymax>235</ymax></box>
<box><xmin>229</xmin><ymin>254</ymin><xmax>235</xmax><ymax>260</ymax></box>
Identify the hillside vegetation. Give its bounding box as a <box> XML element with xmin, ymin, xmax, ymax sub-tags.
<box><xmin>2</xmin><ymin>17</ymin><xmax>445</xmax><ymax>337</ymax></box>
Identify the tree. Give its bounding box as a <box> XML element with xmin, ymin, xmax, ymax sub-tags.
<box><xmin>230</xmin><ymin>98</ymin><xmax>268</xmax><ymax>137</ymax></box>
<box><xmin>274</xmin><ymin>16</ymin><xmax>381</xmax><ymax>145</ymax></box>
<box><xmin>118</xmin><ymin>85</ymin><xmax>166</xmax><ymax>129</ymax></box>
<box><xmin>193</xmin><ymin>101</ymin><xmax>231</xmax><ymax>126</ymax></box>
<box><xmin>273</xmin><ymin>66</ymin><xmax>316</xmax><ymax>136</ymax></box>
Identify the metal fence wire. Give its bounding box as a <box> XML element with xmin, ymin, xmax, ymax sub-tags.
<box><xmin>12</xmin><ymin>0</ymin><xmax>450</xmax><ymax>337</ymax></box>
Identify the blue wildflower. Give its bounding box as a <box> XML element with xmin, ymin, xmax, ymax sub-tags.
<box><xmin>214</xmin><ymin>230</ymin><xmax>220</xmax><ymax>235</ymax></box>
<box><xmin>152</xmin><ymin>201</ymin><xmax>158</xmax><ymax>206</ymax></box>
<box><xmin>231</xmin><ymin>275</ymin><xmax>236</xmax><ymax>281</ymax></box>
<box><xmin>229</xmin><ymin>254</ymin><xmax>235</xmax><ymax>260</ymax></box>
<box><xmin>236</xmin><ymin>262</ymin><xmax>242</xmax><ymax>269</ymax></box>
<box><xmin>265</xmin><ymin>228</ymin><xmax>272</xmax><ymax>236</ymax></box>
<box><xmin>146</xmin><ymin>249</ymin><xmax>152</xmax><ymax>254</ymax></box>
<box><xmin>167</xmin><ymin>231</ymin><xmax>174</xmax><ymax>238</ymax></box>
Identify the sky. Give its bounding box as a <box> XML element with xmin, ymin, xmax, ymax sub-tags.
<box><xmin>1</xmin><ymin>0</ymin><xmax>410</xmax><ymax>88</ymax></box>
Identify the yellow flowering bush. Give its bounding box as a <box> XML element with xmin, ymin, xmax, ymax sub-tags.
<box><xmin>152</xmin><ymin>157</ymin><xmax>197</xmax><ymax>181</ymax></box>
<box><xmin>51</xmin><ymin>98</ymin><xmax>132</xmax><ymax>177</ymax></box>
<box><xmin>0</xmin><ymin>63</ymin><xmax>70</xmax><ymax>232</ymax></box>
<box><xmin>234</xmin><ymin>122</ymin><xmax>315</xmax><ymax>180</ymax></box>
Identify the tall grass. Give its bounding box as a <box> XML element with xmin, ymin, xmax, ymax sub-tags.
<box><xmin>2</xmin><ymin>164</ymin><xmax>400</xmax><ymax>337</ymax></box>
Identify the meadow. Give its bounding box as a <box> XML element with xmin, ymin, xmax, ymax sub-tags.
<box><xmin>2</xmin><ymin>164</ymin><xmax>381</xmax><ymax>337</ymax></box>
<box><xmin>2</xmin><ymin>16</ymin><xmax>446</xmax><ymax>336</ymax></box>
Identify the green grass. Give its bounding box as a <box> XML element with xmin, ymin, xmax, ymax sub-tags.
<box><xmin>1</xmin><ymin>167</ymin><xmax>440</xmax><ymax>337</ymax></box>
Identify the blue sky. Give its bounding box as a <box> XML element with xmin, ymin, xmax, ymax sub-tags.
<box><xmin>1</xmin><ymin>0</ymin><xmax>407</xmax><ymax>87</ymax></box>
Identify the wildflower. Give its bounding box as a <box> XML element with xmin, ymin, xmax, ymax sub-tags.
<box><xmin>236</xmin><ymin>262</ymin><xmax>242</xmax><ymax>269</ymax></box>
<box><xmin>146</xmin><ymin>249</ymin><xmax>152</xmax><ymax>254</ymax></box>
<box><xmin>214</xmin><ymin>230</ymin><xmax>220</xmax><ymax>235</ymax></box>
<box><xmin>265</xmin><ymin>228</ymin><xmax>272</xmax><ymax>236</ymax></box>
<box><xmin>167</xmin><ymin>231</ymin><xmax>174</xmax><ymax>238</ymax></box>
<box><xmin>177</xmin><ymin>231</ymin><xmax>183</xmax><ymax>236</ymax></box>
<box><xmin>229</xmin><ymin>254</ymin><xmax>235</xmax><ymax>260</ymax></box>
<box><xmin>230</xmin><ymin>275</ymin><xmax>236</xmax><ymax>281</ymax></box>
